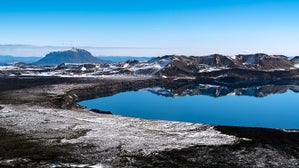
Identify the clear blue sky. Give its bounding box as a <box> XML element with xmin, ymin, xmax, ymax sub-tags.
<box><xmin>0</xmin><ymin>0</ymin><xmax>299</xmax><ymax>56</ymax></box>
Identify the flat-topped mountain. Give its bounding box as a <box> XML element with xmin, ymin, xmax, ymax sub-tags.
<box><xmin>34</xmin><ymin>48</ymin><xmax>107</xmax><ymax>65</ymax></box>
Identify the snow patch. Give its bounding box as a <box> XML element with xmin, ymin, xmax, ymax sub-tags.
<box><xmin>123</xmin><ymin>63</ymin><xmax>129</xmax><ymax>68</ymax></box>
<box><xmin>174</xmin><ymin>76</ymin><xmax>196</xmax><ymax>80</ymax></box>
<box><xmin>0</xmin><ymin>65</ymin><xmax>18</xmax><ymax>70</ymax></box>
<box><xmin>228</xmin><ymin>55</ymin><xmax>236</xmax><ymax>60</ymax></box>
<box><xmin>198</xmin><ymin>67</ymin><xmax>222</xmax><ymax>73</ymax></box>
<box><xmin>227</xmin><ymin>92</ymin><xmax>236</xmax><ymax>96</ymax></box>
<box><xmin>54</xmin><ymin>163</ymin><xmax>104</xmax><ymax>168</ymax></box>
<box><xmin>282</xmin><ymin>129</ymin><xmax>299</xmax><ymax>133</ymax></box>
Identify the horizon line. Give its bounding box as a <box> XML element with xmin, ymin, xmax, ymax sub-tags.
<box><xmin>0</xmin><ymin>44</ymin><xmax>297</xmax><ymax>57</ymax></box>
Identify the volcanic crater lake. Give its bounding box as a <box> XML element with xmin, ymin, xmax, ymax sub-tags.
<box><xmin>78</xmin><ymin>86</ymin><xmax>299</xmax><ymax>129</ymax></box>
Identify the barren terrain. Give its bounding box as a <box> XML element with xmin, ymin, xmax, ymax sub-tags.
<box><xmin>0</xmin><ymin>76</ymin><xmax>298</xmax><ymax>167</ymax></box>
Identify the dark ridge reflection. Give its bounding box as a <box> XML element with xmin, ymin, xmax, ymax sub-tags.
<box><xmin>78</xmin><ymin>80</ymin><xmax>299</xmax><ymax>129</ymax></box>
<box><xmin>146</xmin><ymin>84</ymin><xmax>299</xmax><ymax>98</ymax></box>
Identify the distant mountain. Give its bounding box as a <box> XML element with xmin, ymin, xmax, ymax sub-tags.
<box><xmin>34</xmin><ymin>48</ymin><xmax>108</xmax><ymax>65</ymax></box>
<box><xmin>98</xmin><ymin>56</ymin><xmax>152</xmax><ymax>63</ymax></box>
<box><xmin>0</xmin><ymin>55</ymin><xmax>41</xmax><ymax>65</ymax></box>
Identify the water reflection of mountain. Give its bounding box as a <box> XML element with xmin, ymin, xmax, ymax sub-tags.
<box><xmin>146</xmin><ymin>84</ymin><xmax>299</xmax><ymax>98</ymax></box>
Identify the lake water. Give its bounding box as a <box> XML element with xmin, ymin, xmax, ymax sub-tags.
<box><xmin>78</xmin><ymin>87</ymin><xmax>299</xmax><ymax>129</ymax></box>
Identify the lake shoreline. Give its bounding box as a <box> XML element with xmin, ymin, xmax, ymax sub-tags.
<box><xmin>0</xmin><ymin>76</ymin><xmax>299</xmax><ymax>167</ymax></box>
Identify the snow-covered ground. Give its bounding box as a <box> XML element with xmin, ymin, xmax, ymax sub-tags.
<box><xmin>0</xmin><ymin>104</ymin><xmax>237</xmax><ymax>153</ymax></box>
<box><xmin>0</xmin><ymin>104</ymin><xmax>237</xmax><ymax>166</ymax></box>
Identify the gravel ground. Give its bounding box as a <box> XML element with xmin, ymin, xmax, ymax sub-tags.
<box><xmin>0</xmin><ymin>104</ymin><xmax>237</xmax><ymax>167</ymax></box>
<box><xmin>0</xmin><ymin>76</ymin><xmax>298</xmax><ymax>167</ymax></box>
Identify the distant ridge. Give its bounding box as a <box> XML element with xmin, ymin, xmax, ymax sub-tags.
<box><xmin>34</xmin><ymin>48</ymin><xmax>108</xmax><ymax>65</ymax></box>
<box><xmin>0</xmin><ymin>55</ymin><xmax>41</xmax><ymax>65</ymax></box>
<box><xmin>99</xmin><ymin>56</ymin><xmax>152</xmax><ymax>63</ymax></box>
<box><xmin>3</xmin><ymin>52</ymin><xmax>299</xmax><ymax>82</ymax></box>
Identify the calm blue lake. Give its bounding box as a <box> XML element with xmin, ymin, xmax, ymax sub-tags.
<box><xmin>78</xmin><ymin>88</ymin><xmax>299</xmax><ymax>129</ymax></box>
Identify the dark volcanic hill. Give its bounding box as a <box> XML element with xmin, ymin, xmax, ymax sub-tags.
<box><xmin>291</xmin><ymin>56</ymin><xmax>299</xmax><ymax>65</ymax></box>
<box><xmin>34</xmin><ymin>48</ymin><xmax>107</xmax><ymax>65</ymax></box>
<box><xmin>235</xmin><ymin>53</ymin><xmax>293</xmax><ymax>70</ymax></box>
<box><xmin>156</xmin><ymin>53</ymin><xmax>297</xmax><ymax>78</ymax></box>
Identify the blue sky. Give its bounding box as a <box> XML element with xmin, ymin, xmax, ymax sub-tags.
<box><xmin>0</xmin><ymin>0</ymin><xmax>299</xmax><ymax>56</ymax></box>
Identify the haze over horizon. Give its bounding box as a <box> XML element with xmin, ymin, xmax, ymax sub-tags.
<box><xmin>1</xmin><ymin>0</ymin><xmax>299</xmax><ymax>57</ymax></box>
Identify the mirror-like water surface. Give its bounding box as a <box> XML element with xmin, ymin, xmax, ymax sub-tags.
<box><xmin>78</xmin><ymin>88</ymin><xmax>299</xmax><ymax>129</ymax></box>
